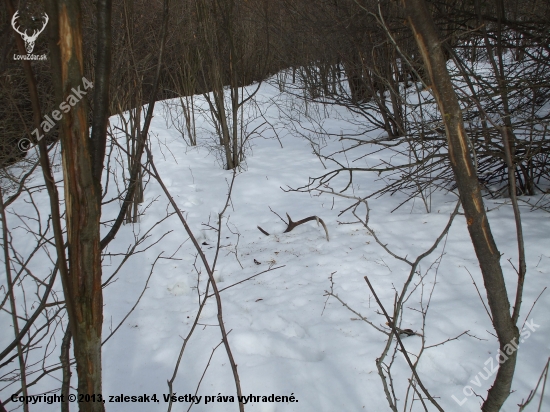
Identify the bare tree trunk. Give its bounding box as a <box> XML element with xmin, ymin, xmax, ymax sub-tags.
<box><xmin>400</xmin><ymin>0</ymin><xmax>520</xmax><ymax>411</ymax></box>
<box><xmin>99</xmin><ymin>0</ymin><xmax>170</xmax><ymax>250</ymax></box>
<box><xmin>48</xmin><ymin>1</ymin><xmax>105</xmax><ymax>410</ymax></box>
<box><xmin>0</xmin><ymin>188</ymin><xmax>29</xmax><ymax>412</ymax></box>
<box><xmin>90</xmin><ymin>0</ymin><xmax>112</xmax><ymax>188</ymax></box>
<box><xmin>125</xmin><ymin>105</ymin><xmax>143</xmax><ymax>224</ymax></box>
<box><xmin>60</xmin><ymin>328</ymin><xmax>72</xmax><ymax>412</ymax></box>
<box><xmin>5</xmin><ymin>0</ymin><xmax>76</xmax><ymax>407</ymax></box>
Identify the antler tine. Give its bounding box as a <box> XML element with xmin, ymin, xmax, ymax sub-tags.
<box><xmin>29</xmin><ymin>13</ymin><xmax>49</xmax><ymax>40</ymax></box>
<box><xmin>38</xmin><ymin>13</ymin><xmax>49</xmax><ymax>33</ymax></box>
<box><xmin>11</xmin><ymin>11</ymin><xmax>26</xmax><ymax>36</ymax></box>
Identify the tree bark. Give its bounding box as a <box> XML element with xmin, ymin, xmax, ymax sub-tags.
<box><xmin>400</xmin><ymin>0</ymin><xmax>519</xmax><ymax>410</ymax></box>
<box><xmin>52</xmin><ymin>1</ymin><xmax>105</xmax><ymax>410</ymax></box>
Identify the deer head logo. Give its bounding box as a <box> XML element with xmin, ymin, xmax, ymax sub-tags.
<box><xmin>11</xmin><ymin>11</ymin><xmax>49</xmax><ymax>54</ymax></box>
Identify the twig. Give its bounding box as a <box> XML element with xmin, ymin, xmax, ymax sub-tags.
<box><xmin>102</xmin><ymin>252</ymin><xmax>163</xmax><ymax>345</ymax></box>
<box><xmin>324</xmin><ymin>290</ymin><xmax>389</xmax><ymax>335</ymax></box>
<box><xmin>168</xmin><ymin>280</ymin><xmax>211</xmax><ymax>412</ymax></box>
<box><xmin>363</xmin><ymin>275</ymin><xmax>444</xmax><ymax>412</ymax></box>
<box><xmin>208</xmin><ymin>265</ymin><xmax>285</xmax><ymax>298</ymax></box>
<box><xmin>521</xmin><ymin>287</ymin><xmax>547</xmax><ymax>332</ymax></box>
<box><xmin>518</xmin><ymin>357</ymin><xmax>550</xmax><ymax>411</ymax></box>
<box><xmin>464</xmin><ymin>266</ymin><xmax>493</xmax><ymax>323</ymax></box>
<box><xmin>425</xmin><ymin>331</ymin><xmax>470</xmax><ymax>349</ymax></box>
<box><xmin>145</xmin><ymin>145</ymin><xmax>245</xmax><ymax>411</ymax></box>
<box><xmin>186</xmin><ymin>334</ymin><xmax>230</xmax><ymax>412</ymax></box>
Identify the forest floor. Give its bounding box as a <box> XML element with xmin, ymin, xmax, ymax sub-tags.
<box><xmin>2</xmin><ymin>78</ymin><xmax>549</xmax><ymax>412</ymax></box>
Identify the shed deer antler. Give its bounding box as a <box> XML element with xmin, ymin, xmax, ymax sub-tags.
<box><xmin>258</xmin><ymin>213</ymin><xmax>329</xmax><ymax>241</ymax></box>
<box><xmin>11</xmin><ymin>11</ymin><xmax>49</xmax><ymax>54</ymax></box>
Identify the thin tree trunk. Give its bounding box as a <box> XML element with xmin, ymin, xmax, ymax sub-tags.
<box><xmin>51</xmin><ymin>1</ymin><xmax>104</xmax><ymax>410</ymax></box>
<box><xmin>99</xmin><ymin>0</ymin><xmax>170</xmax><ymax>250</ymax></box>
<box><xmin>5</xmin><ymin>4</ymin><xmax>75</xmax><ymax>409</ymax></box>
<box><xmin>60</xmin><ymin>328</ymin><xmax>72</xmax><ymax>412</ymax></box>
<box><xmin>90</xmin><ymin>0</ymin><xmax>112</xmax><ymax>188</ymax></box>
<box><xmin>0</xmin><ymin>188</ymin><xmax>29</xmax><ymax>412</ymax></box>
<box><xmin>400</xmin><ymin>0</ymin><xmax>519</xmax><ymax>411</ymax></box>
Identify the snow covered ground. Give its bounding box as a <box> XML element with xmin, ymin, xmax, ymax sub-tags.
<box><xmin>1</xmin><ymin>79</ymin><xmax>549</xmax><ymax>412</ymax></box>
